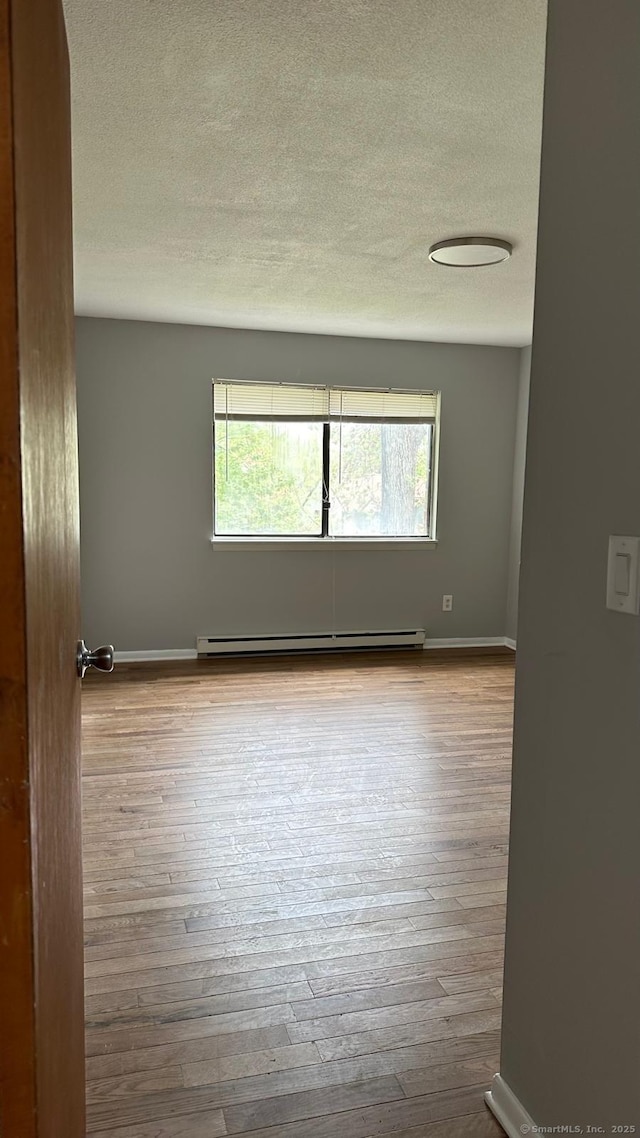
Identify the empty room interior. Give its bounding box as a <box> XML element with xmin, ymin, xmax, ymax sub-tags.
<box><xmin>50</xmin><ymin>0</ymin><xmax>640</xmax><ymax>1134</ymax></box>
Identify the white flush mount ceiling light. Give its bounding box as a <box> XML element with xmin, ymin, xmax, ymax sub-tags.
<box><xmin>428</xmin><ymin>237</ymin><xmax>513</xmax><ymax>267</ymax></box>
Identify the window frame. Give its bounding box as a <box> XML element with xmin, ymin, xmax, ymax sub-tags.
<box><xmin>211</xmin><ymin>383</ymin><xmax>440</xmax><ymax>544</ymax></box>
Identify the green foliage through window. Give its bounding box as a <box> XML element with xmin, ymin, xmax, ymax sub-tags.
<box><xmin>215</xmin><ymin>422</ymin><xmax>323</xmax><ymax>535</ymax></box>
<box><xmin>214</xmin><ymin>418</ymin><xmax>434</xmax><ymax>538</ymax></box>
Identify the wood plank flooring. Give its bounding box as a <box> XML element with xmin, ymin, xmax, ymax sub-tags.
<box><xmin>81</xmin><ymin>651</ymin><xmax>513</xmax><ymax>1137</ymax></box>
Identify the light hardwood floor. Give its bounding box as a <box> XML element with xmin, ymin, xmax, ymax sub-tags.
<box><xmin>82</xmin><ymin>651</ymin><xmax>513</xmax><ymax>1137</ymax></box>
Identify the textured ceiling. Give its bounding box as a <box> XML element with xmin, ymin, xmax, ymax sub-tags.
<box><xmin>64</xmin><ymin>0</ymin><xmax>547</xmax><ymax>345</ymax></box>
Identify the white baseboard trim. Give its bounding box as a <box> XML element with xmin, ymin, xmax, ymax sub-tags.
<box><xmin>424</xmin><ymin>637</ymin><xmax>509</xmax><ymax>650</ymax></box>
<box><xmin>114</xmin><ymin>649</ymin><xmax>198</xmax><ymax>662</ymax></box>
<box><xmin>114</xmin><ymin>639</ymin><xmax>515</xmax><ymax>662</ymax></box>
<box><xmin>485</xmin><ymin>1074</ymin><xmax>537</xmax><ymax>1137</ymax></box>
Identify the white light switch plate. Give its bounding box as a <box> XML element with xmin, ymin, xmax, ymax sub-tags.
<box><xmin>607</xmin><ymin>535</ymin><xmax>640</xmax><ymax>614</ymax></box>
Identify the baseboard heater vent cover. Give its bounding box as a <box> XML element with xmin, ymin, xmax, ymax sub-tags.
<box><xmin>197</xmin><ymin>629</ymin><xmax>426</xmax><ymax>657</ymax></box>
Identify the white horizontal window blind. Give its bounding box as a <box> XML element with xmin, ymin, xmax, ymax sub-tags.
<box><xmin>329</xmin><ymin>388</ymin><xmax>437</xmax><ymax>422</ymax></box>
<box><xmin>213</xmin><ymin>381</ymin><xmax>329</xmax><ymax>421</ymax></box>
<box><xmin>213</xmin><ymin>381</ymin><xmax>437</xmax><ymax>423</ymax></box>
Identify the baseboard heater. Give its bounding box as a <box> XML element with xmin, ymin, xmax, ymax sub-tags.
<box><xmin>196</xmin><ymin>629</ymin><xmax>426</xmax><ymax>658</ymax></box>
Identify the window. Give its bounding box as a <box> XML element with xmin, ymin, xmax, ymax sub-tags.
<box><xmin>212</xmin><ymin>381</ymin><xmax>439</xmax><ymax>540</ymax></box>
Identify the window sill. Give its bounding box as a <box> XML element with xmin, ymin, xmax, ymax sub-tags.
<box><xmin>210</xmin><ymin>537</ymin><xmax>438</xmax><ymax>552</ymax></box>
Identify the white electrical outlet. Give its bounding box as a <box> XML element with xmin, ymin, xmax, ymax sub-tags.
<box><xmin>442</xmin><ymin>594</ymin><xmax>453</xmax><ymax>611</ymax></box>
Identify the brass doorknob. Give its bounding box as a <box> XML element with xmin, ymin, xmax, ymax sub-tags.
<box><xmin>76</xmin><ymin>640</ymin><xmax>115</xmax><ymax>679</ymax></box>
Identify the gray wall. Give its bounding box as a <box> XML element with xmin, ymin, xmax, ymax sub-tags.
<box><xmin>76</xmin><ymin>317</ymin><xmax>520</xmax><ymax>651</ymax></box>
<box><xmin>500</xmin><ymin>0</ymin><xmax>640</xmax><ymax>1126</ymax></box>
<box><xmin>504</xmin><ymin>345</ymin><xmax>531</xmax><ymax>642</ymax></box>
